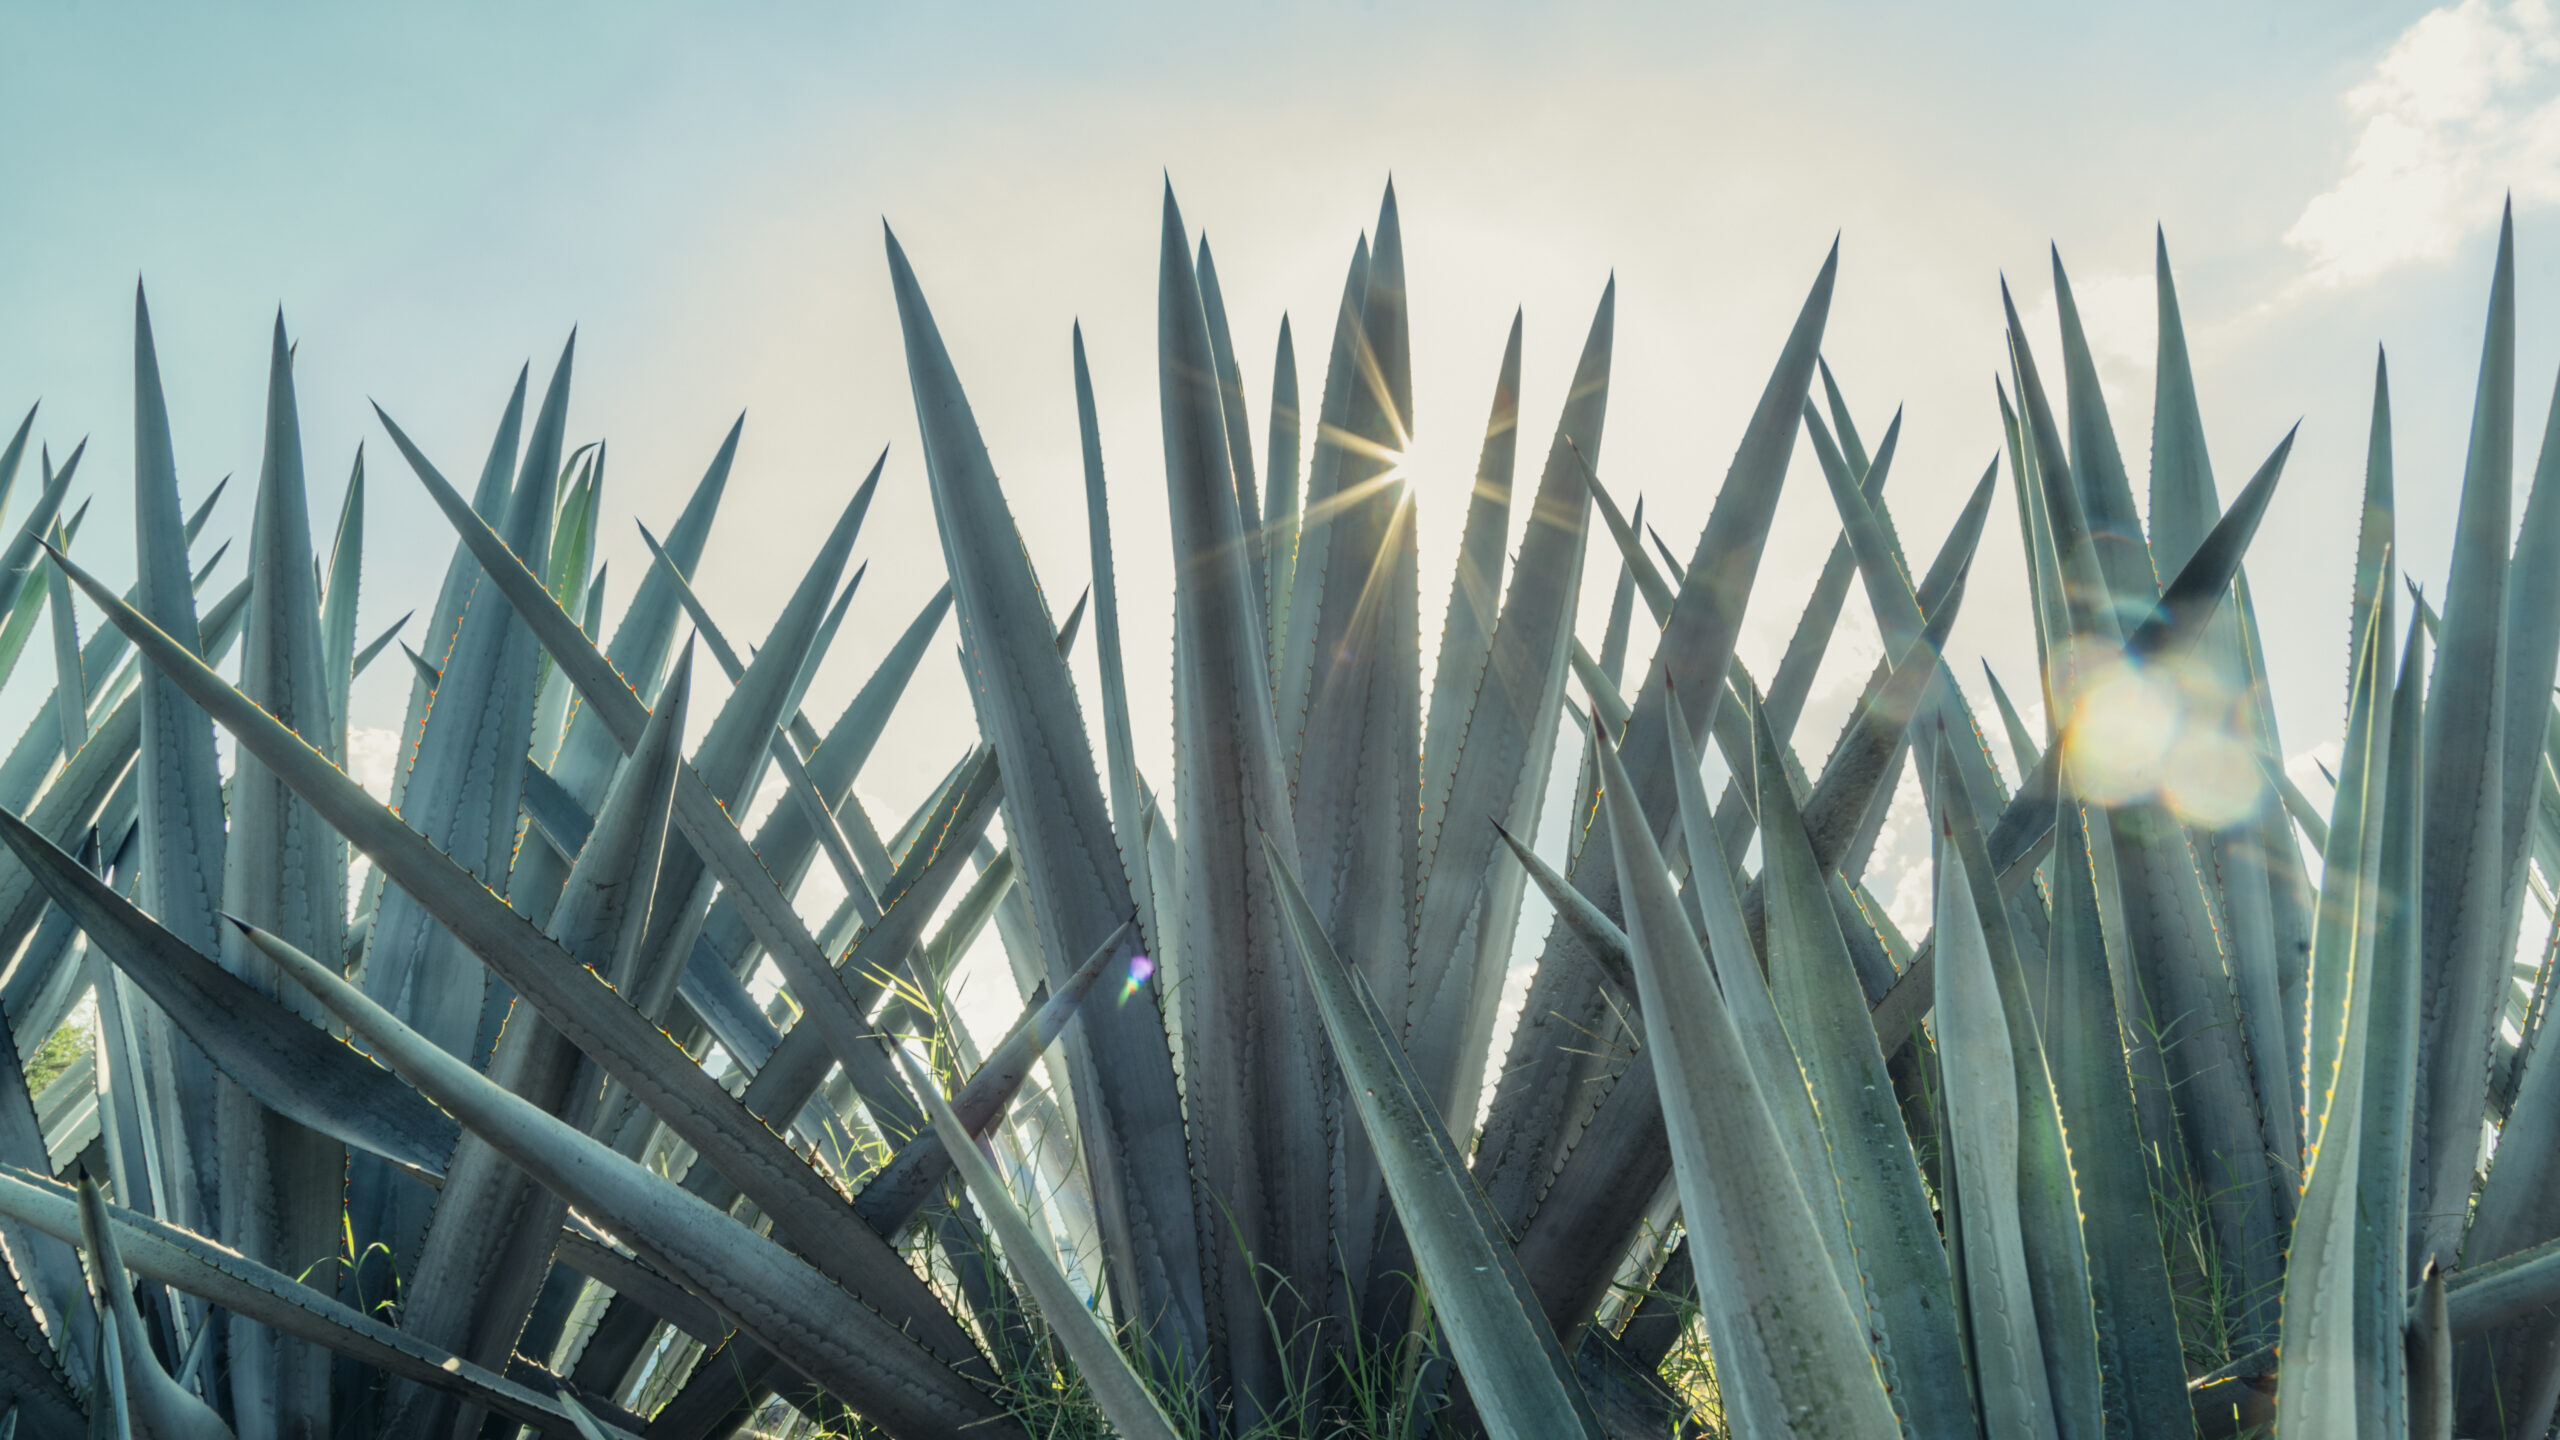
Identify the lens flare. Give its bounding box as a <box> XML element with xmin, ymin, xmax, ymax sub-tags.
<box><xmin>1120</xmin><ymin>954</ymin><xmax>1155</xmax><ymax>1005</ymax></box>
<box><xmin>2060</xmin><ymin>649</ymin><xmax>2268</xmax><ymax>826</ymax></box>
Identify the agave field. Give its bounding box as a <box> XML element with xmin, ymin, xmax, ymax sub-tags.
<box><xmin>0</xmin><ymin>177</ymin><xmax>2554</xmax><ymax>1440</ymax></box>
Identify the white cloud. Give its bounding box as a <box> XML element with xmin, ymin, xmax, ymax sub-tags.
<box><xmin>2023</xmin><ymin>268</ymin><xmax>2156</xmax><ymax>375</ymax></box>
<box><xmin>1868</xmin><ymin>761</ymin><xmax>1937</xmax><ymax>940</ymax></box>
<box><xmin>2289</xmin><ymin>0</ymin><xmax>2560</xmax><ymax>286</ymax></box>
<box><xmin>346</xmin><ymin>724</ymin><xmax>403</xmax><ymax>801</ymax></box>
<box><xmin>2285</xmin><ymin>738</ymin><xmax>2343</xmax><ymax>796</ymax></box>
<box><xmin>2014</xmin><ymin>265</ymin><xmax>2156</xmax><ymax>431</ymax></box>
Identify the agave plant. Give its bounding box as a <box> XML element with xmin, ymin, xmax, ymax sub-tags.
<box><xmin>0</xmin><ymin>178</ymin><xmax>2554</xmax><ymax>1440</ymax></box>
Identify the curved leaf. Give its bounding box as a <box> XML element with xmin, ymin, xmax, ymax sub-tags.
<box><xmin>131</xmin><ymin>287</ymin><xmax>229</xmax><ymax>1248</ymax></box>
<box><xmin>1195</xmin><ymin>236</ymin><xmax>1262</xmax><ymax>595</ymax></box>
<box><xmin>1415</xmin><ymin>306</ymin><xmax>1520</xmax><ymax>892</ymax></box>
<box><xmin>76</xmin><ymin>1176</ymin><xmax>231</xmax><ymax>1439</ymax></box>
<box><xmin>2458</xmin><ymin>346</ymin><xmax>2560</xmax><ymax>1430</ymax></box>
<box><xmin>1280</xmin><ymin>183</ymin><xmax>1423</xmax><ymax>1311</ymax></box>
<box><xmin>1933</xmin><ymin>778</ymin><xmax>2062</xmax><ymax>1438</ymax></box>
<box><xmin>375</xmin><ymin>403</ymin><xmax>927</xmax><ymax>1169</ymax></box>
<box><xmin>2046</xmin><ymin>794</ymin><xmax>2191</xmax><ymax>1437</ymax></box>
<box><xmin>2050</xmin><ymin>248</ymin><xmax>2156</xmax><ymax>612</ymax></box>
<box><xmin>319</xmin><ymin>445</ymin><xmax>364</xmax><ymax>760</ymax></box>
<box><xmin>1932</xmin><ymin>741</ymin><xmax>2104</xmax><ymax>1439</ymax></box>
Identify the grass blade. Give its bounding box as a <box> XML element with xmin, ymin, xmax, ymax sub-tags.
<box><xmin>859</xmin><ymin>922</ymin><xmax>1123</xmax><ymax>1234</ymax></box>
<box><xmin>897</xmin><ymin>1044</ymin><xmax>1182</xmax><ymax>1440</ymax></box>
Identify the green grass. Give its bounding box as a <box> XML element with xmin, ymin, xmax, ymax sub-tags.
<box><xmin>23</xmin><ymin>1006</ymin><xmax>91</xmax><ymax>1095</ymax></box>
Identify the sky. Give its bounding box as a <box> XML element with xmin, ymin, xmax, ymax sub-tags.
<box><xmin>3</xmin><ymin>0</ymin><xmax>2557</xmax><ymax>1048</ymax></box>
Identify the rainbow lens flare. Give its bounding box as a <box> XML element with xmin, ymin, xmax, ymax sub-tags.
<box><xmin>1120</xmin><ymin>954</ymin><xmax>1155</xmax><ymax>1004</ymax></box>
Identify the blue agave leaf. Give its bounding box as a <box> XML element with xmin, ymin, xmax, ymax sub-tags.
<box><xmin>319</xmin><ymin>446</ymin><xmax>364</xmax><ymax>762</ymax></box>
<box><xmin>1157</xmin><ymin>186</ymin><xmax>1331</xmax><ymax>1415</ymax></box>
<box><xmin>2413</xmin><ymin>208</ymin><xmax>2518</xmax><ymax>1278</ymax></box>
<box><xmin>52</xmin><ymin>542</ymin><xmax>993</xmax><ymax>1415</ymax></box>
<box><xmin>1196</xmin><ymin>235</ymin><xmax>1264</xmax><ymax>601</ymax></box>
<box><xmin>350</xmin><ymin>337</ymin><xmax>573</xmax><ymax>1324</ymax></box>
<box><xmin>1474</xmin><ymin>240</ymin><xmax>1833</xmax><ymax>1254</ymax></box>
<box><xmin>390</xmin><ymin>649</ymin><xmax>694</xmax><ymax>1438</ymax></box>
<box><xmin>1409</xmin><ymin>287</ymin><xmax>1608</xmax><ymax>1147</ymax></box>
<box><xmin>213</xmin><ymin>314</ymin><xmax>345</xmax><ymax>1435</ymax></box>
<box><xmin>1263</xmin><ymin>832</ymin><xmax>1605</xmax><ymax>1440</ymax></box>
<box><xmin>74</xmin><ymin>1177</ymin><xmax>230</xmax><ymax>1439</ymax></box>
<box><xmin>1263</xmin><ymin>315</ymin><xmax>1300</xmax><ymax>689</ymax></box>
<box><xmin>1074</xmin><ymin>323</ymin><xmax>1158</xmax><ymax>956</ymax></box>
<box><xmin>0</xmin><ymin>805</ymin><xmax>457</xmax><ymax>1176</ymax></box>
<box><xmin>129</xmin><ymin>286</ymin><xmax>228</xmax><ymax>1256</ymax></box>
<box><xmin>237</xmin><ymin>920</ymin><xmax>1017</xmax><ymax>1440</ymax></box>
<box><xmin>887</xmin><ymin>220</ymin><xmax>1203</xmax><ymax>1375</ymax></box>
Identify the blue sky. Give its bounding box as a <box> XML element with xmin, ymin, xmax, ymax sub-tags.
<box><xmin>3</xmin><ymin>0</ymin><xmax>2554</xmax><ymax>1010</ymax></box>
